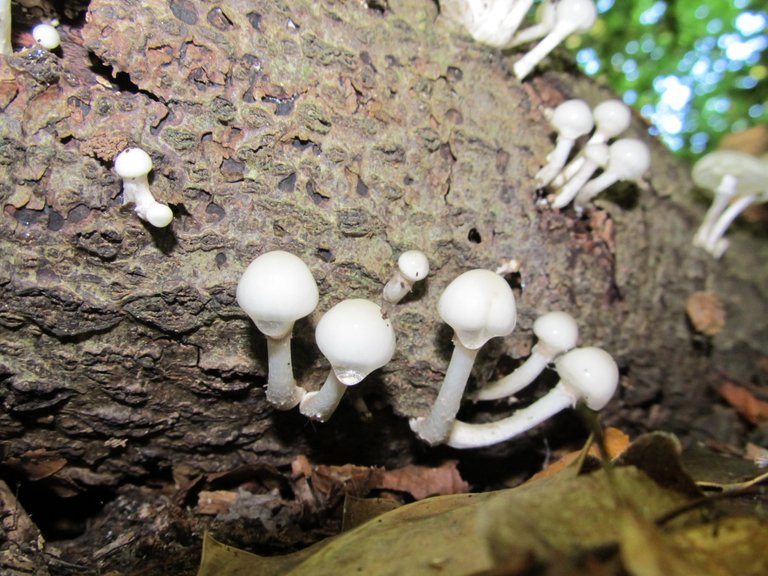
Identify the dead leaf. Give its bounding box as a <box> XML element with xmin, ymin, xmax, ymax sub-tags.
<box><xmin>197</xmin><ymin>490</ymin><xmax>238</xmax><ymax>515</ymax></box>
<box><xmin>378</xmin><ymin>460</ymin><xmax>469</xmax><ymax>499</ymax></box>
<box><xmin>531</xmin><ymin>427</ymin><xmax>631</xmax><ymax>481</ymax></box>
<box><xmin>686</xmin><ymin>291</ymin><xmax>726</xmax><ymax>336</ymax></box>
<box><xmin>341</xmin><ymin>495</ymin><xmax>402</xmax><ymax>531</ymax></box>
<box><xmin>718</xmin><ymin>381</ymin><xmax>768</xmax><ymax>424</ymax></box>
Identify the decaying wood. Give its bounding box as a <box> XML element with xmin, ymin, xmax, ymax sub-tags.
<box><xmin>1</xmin><ymin>0</ymin><xmax>767</xmax><ymax>572</ymax></box>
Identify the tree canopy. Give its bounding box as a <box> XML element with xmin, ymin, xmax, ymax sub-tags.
<box><xmin>569</xmin><ymin>0</ymin><xmax>767</xmax><ymax>160</ymax></box>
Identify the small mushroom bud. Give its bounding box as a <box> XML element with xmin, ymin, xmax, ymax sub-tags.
<box><xmin>236</xmin><ymin>250</ymin><xmax>319</xmax><ymax>410</ymax></box>
<box><xmin>32</xmin><ymin>23</ymin><xmax>60</xmax><ymax>50</ymax></box>
<box><xmin>476</xmin><ymin>311</ymin><xmax>578</xmax><ymax>401</ymax></box>
<box><xmin>383</xmin><ymin>250</ymin><xmax>430</xmax><ymax>304</ymax></box>
<box><xmin>410</xmin><ymin>269</ymin><xmax>517</xmax><ymax>445</ymax></box>
<box><xmin>448</xmin><ymin>347</ymin><xmax>619</xmax><ymax>449</ymax></box>
<box><xmin>113</xmin><ymin>148</ymin><xmax>174</xmax><ymax>228</ymax></box>
<box><xmin>299</xmin><ymin>299</ymin><xmax>396</xmax><ymax>422</ymax></box>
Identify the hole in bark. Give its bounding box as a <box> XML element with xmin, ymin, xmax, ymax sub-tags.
<box><xmin>468</xmin><ymin>228</ymin><xmax>482</xmax><ymax>243</ymax></box>
<box><xmin>246</xmin><ymin>12</ymin><xmax>262</xmax><ymax>30</ymax></box>
<box><xmin>316</xmin><ymin>247</ymin><xmax>334</xmax><ymax>262</ymax></box>
<box><xmin>6</xmin><ymin>477</ymin><xmax>115</xmax><ymax>541</ymax></box>
<box><xmin>277</xmin><ymin>173</ymin><xmax>297</xmax><ymax>193</ymax></box>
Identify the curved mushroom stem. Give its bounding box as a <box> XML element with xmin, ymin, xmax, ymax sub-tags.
<box><xmin>475</xmin><ymin>348</ymin><xmax>551</xmax><ymax>401</ymax></box>
<box><xmin>550</xmin><ymin>156</ymin><xmax>603</xmax><ymax>209</ymax></box>
<box><xmin>447</xmin><ymin>383</ymin><xmax>574</xmax><ymax>449</ymax></box>
<box><xmin>536</xmin><ymin>138</ymin><xmax>576</xmax><ymax>188</ymax></box>
<box><xmin>410</xmin><ymin>339</ymin><xmax>478</xmax><ymax>445</ymax></box>
<box><xmin>499</xmin><ymin>0</ymin><xmax>534</xmax><ymax>41</ymax></box>
<box><xmin>574</xmin><ymin>171</ymin><xmax>620</xmax><ymax>208</ymax></box>
<box><xmin>693</xmin><ymin>174</ymin><xmax>737</xmax><ymax>248</ymax></box>
<box><xmin>509</xmin><ymin>1</ymin><xmax>556</xmax><ymax>47</ymax></box>
<box><xmin>704</xmin><ymin>192</ymin><xmax>757</xmax><ymax>258</ymax></box>
<box><xmin>265</xmin><ymin>335</ymin><xmax>306</xmax><ymax>410</ymax></box>
<box><xmin>299</xmin><ymin>370</ymin><xmax>346</xmax><ymax>422</ymax></box>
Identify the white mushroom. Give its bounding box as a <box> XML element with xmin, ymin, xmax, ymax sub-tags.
<box><xmin>410</xmin><ymin>269</ymin><xmax>517</xmax><ymax>445</ymax></box>
<box><xmin>300</xmin><ymin>299</ymin><xmax>396</xmax><ymax>422</ymax></box>
<box><xmin>441</xmin><ymin>1</ymin><xmax>534</xmax><ymax>47</ymax></box>
<box><xmin>113</xmin><ymin>148</ymin><xmax>174</xmax><ymax>228</ymax></box>
<box><xmin>476</xmin><ymin>311</ymin><xmax>578</xmax><ymax>401</ymax></box>
<box><xmin>236</xmin><ymin>250</ymin><xmax>319</xmax><ymax>410</ymax></box>
<box><xmin>382</xmin><ymin>250</ymin><xmax>430</xmax><ymax>304</ymax></box>
<box><xmin>448</xmin><ymin>347</ymin><xmax>619</xmax><ymax>449</ymax></box>
<box><xmin>513</xmin><ymin>0</ymin><xmax>597</xmax><ymax>80</ymax></box>
<box><xmin>574</xmin><ymin>138</ymin><xmax>651</xmax><ymax>210</ymax></box>
<box><xmin>0</xmin><ymin>0</ymin><xmax>11</xmax><ymax>56</ymax></box>
<box><xmin>536</xmin><ymin>99</ymin><xmax>594</xmax><ymax>188</ymax></box>
<box><xmin>550</xmin><ymin>142</ymin><xmax>608</xmax><ymax>209</ymax></box>
<box><xmin>554</xmin><ymin>100</ymin><xmax>632</xmax><ymax>187</ymax></box>
<box><xmin>690</xmin><ymin>150</ymin><xmax>768</xmax><ymax>258</ymax></box>
<box><xmin>32</xmin><ymin>23</ymin><xmax>60</xmax><ymax>50</ymax></box>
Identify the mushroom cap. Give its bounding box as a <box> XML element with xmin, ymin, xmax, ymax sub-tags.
<box><xmin>236</xmin><ymin>250</ymin><xmax>319</xmax><ymax>339</ymax></box>
<box><xmin>592</xmin><ymin>100</ymin><xmax>631</xmax><ymax>139</ymax></box>
<box><xmin>555</xmin><ymin>347</ymin><xmax>618</xmax><ymax>410</ymax></box>
<box><xmin>557</xmin><ymin>0</ymin><xmax>597</xmax><ymax>29</ymax></box>
<box><xmin>584</xmin><ymin>142</ymin><xmax>609</xmax><ymax>164</ymax></box>
<box><xmin>551</xmin><ymin>99</ymin><xmax>594</xmax><ymax>140</ymax></box>
<box><xmin>315</xmin><ymin>299</ymin><xmax>396</xmax><ymax>385</ymax></box>
<box><xmin>691</xmin><ymin>150</ymin><xmax>768</xmax><ymax>196</ymax></box>
<box><xmin>533</xmin><ymin>311</ymin><xmax>579</xmax><ymax>353</ymax></box>
<box><xmin>397</xmin><ymin>250</ymin><xmax>430</xmax><ymax>283</ymax></box>
<box><xmin>144</xmin><ymin>203</ymin><xmax>174</xmax><ymax>228</ymax></box>
<box><xmin>32</xmin><ymin>24</ymin><xmax>61</xmax><ymax>50</ymax></box>
<box><xmin>607</xmin><ymin>138</ymin><xmax>651</xmax><ymax>179</ymax></box>
<box><xmin>114</xmin><ymin>148</ymin><xmax>153</xmax><ymax>179</ymax></box>
<box><xmin>438</xmin><ymin>269</ymin><xmax>517</xmax><ymax>350</ymax></box>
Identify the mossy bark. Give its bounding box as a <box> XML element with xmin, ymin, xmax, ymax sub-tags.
<box><xmin>1</xmin><ymin>0</ymin><xmax>767</xmax><ymax>572</ymax></box>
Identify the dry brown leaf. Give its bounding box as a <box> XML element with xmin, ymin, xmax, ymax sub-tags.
<box><xmin>378</xmin><ymin>460</ymin><xmax>469</xmax><ymax>499</ymax></box>
<box><xmin>719</xmin><ymin>382</ymin><xmax>768</xmax><ymax>424</ymax></box>
<box><xmin>197</xmin><ymin>490</ymin><xmax>238</xmax><ymax>515</ymax></box>
<box><xmin>532</xmin><ymin>427</ymin><xmax>631</xmax><ymax>481</ymax></box>
<box><xmin>686</xmin><ymin>291</ymin><xmax>726</xmax><ymax>336</ymax></box>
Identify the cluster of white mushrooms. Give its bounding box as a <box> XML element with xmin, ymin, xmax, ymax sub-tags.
<box><xmin>441</xmin><ymin>0</ymin><xmax>598</xmax><ymax>79</ymax></box>
<box><xmin>236</xmin><ymin>249</ymin><xmax>619</xmax><ymax>449</ymax></box>
<box><xmin>535</xmin><ymin>98</ymin><xmax>651</xmax><ymax>212</ymax></box>
<box><xmin>691</xmin><ymin>150</ymin><xmax>768</xmax><ymax>259</ymax></box>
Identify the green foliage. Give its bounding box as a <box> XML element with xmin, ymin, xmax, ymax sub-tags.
<box><xmin>569</xmin><ymin>0</ymin><xmax>767</xmax><ymax>160</ymax></box>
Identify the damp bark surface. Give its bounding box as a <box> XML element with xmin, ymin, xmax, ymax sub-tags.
<box><xmin>1</xmin><ymin>0</ymin><xmax>767</xmax><ymax>574</ymax></box>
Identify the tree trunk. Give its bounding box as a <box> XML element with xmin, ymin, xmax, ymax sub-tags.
<box><xmin>1</xmin><ymin>0</ymin><xmax>766</xmax><ymax>573</ymax></box>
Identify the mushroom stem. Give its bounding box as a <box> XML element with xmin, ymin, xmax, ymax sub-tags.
<box><xmin>705</xmin><ymin>192</ymin><xmax>757</xmax><ymax>258</ymax></box>
<box><xmin>409</xmin><ymin>340</ymin><xmax>479</xmax><ymax>445</ymax></box>
<box><xmin>550</xmin><ymin>143</ymin><xmax>607</xmax><ymax>209</ymax></box>
<box><xmin>448</xmin><ymin>384</ymin><xmax>573</xmax><ymax>449</ymax></box>
<box><xmin>693</xmin><ymin>174</ymin><xmax>737</xmax><ymax>248</ymax></box>
<box><xmin>475</xmin><ymin>351</ymin><xmax>550</xmax><ymax>401</ymax></box>
<box><xmin>299</xmin><ymin>371</ymin><xmax>347</xmax><ymax>422</ymax></box>
<box><xmin>536</xmin><ymin>139</ymin><xmax>577</xmax><ymax>188</ymax></box>
<box><xmin>0</xmin><ymin>0</ymin><xmax>11</xmax><ymax>56</ymax></box>
<box><xmin>265</xmin><ymin>335</ymin><xmax>305</xmax><ymax>410</ymax></box>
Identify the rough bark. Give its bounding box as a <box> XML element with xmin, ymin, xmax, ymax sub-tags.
<box><xmin>1</xmin><ymin>0</ymin><xmax>767</xmax><ymax>572</ymax></box>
